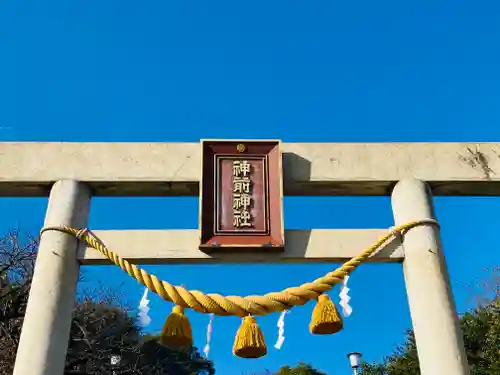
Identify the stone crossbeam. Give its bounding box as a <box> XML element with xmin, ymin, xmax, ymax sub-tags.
<box><xmin>78</xmin><ymin>229</ymin><xmax>403</xmax><ymax>264</ymax></box>
<box><xmin>1</xmin><ymin>142</ymin><xmax>499</xmax><ymax>196</ymax></box>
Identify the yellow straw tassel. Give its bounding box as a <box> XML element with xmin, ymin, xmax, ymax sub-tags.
<box><xmin>159</xmin><ymin>305</ymin><xmax>193</xmax><ymax>347</ymax></box>
<box><xmin>309</xmin><ymin>294</ymin><xmax>343</xmax><ymax>335</ymax></box>
<box><xmin>232</xmin><ymin>316</ymin><xmax>267</xmax><ymax>359</ymax></box>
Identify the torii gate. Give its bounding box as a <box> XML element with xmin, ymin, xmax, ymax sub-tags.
<box><xmin>3</xmin><ymin>140</ymin><xmax>492</xmax><ymax>375</ymax></box>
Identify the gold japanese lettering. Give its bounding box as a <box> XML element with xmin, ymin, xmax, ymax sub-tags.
<box><xmin>232</xmin><ymin>160</ymin><xmax>251</xmax><ymax>177</ymax></box>
<box><xmin>232</xmin><ymin>160</ymin><xmax>253</xmax><ymax>228</ymax></box>
<box><xmin>233</xmin><ymin>210</ymin><xmax>252</xmax><ymax>228</ymax></box>
<box><xmin>232</xmin><ymin>193</ymin><xmax>252</xmax><ymax>211</ymax></box>
<box><xmin>233</xmin><ymin>177</ymin><xmax>251</xmax><ymax>194</ymax></box>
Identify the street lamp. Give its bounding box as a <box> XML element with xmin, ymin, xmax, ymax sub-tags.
<box><xmin>110</xmin><ymin>355</ymin><xmax>121</xmax><ymax>375</ymax></box>
<box><xmin>347</xmin><ymin>352</ymin><xmax>362</xmax><ymax>375</ymax></box>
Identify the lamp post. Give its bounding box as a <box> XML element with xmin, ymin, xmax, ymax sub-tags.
<box><xmin>110</xmin><ymin>355</ymin><xmax>121</xmax><ymax>375</ymax></box>
<box><xmin>347</xmin><ymin>352</ymin><xmax>362</xmax><ymax>375</ymax></box>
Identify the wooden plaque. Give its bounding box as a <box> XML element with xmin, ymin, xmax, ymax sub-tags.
<box><xmin>199</xmin><ymin>140</ymin><xmax>285</xmax><ymax>252</ymax></box>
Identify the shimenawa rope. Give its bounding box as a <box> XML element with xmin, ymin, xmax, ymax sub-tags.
<box><xmin>40</xmin><ymin>219</ymin><xmax>438</xmax><ymax>318</ymax></box>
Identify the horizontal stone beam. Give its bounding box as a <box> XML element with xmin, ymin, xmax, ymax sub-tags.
<box><xmin>1</xmin><ymin>142</ymin><xmax>499</xmax><ymax>196</ymax></box>
<box><xmin>77</xmin><ymin>229</ymin><xmax>403</xmax><ymax>265</ymax></box>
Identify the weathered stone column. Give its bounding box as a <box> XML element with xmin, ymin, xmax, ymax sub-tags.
<box><xmin>13</xmin><ymin>180</ymin><xmax>90</xmax><ymax>375</ymax></box>
<box><xmin>391</xmin><ymin>179</ymin><xmax>470</xmax><ymax>375</ymax></box>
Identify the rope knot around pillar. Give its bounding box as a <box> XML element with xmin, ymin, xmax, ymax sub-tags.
<box><xmin>389</xmin><ymin>218</ymin><xmax>439</xmax><ymax>239</ymax></box>
<box><xmin>75</xmin><ymin>228</ymin><xmax>89</xmax><ymax>239</ymax></box>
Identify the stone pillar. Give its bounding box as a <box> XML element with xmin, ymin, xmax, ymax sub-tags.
<box><xmin>391</xmin><ymin>179</ymin><xmax>470</xmax><ymax>375</ymax></box>
<box><xmin>13</xmin><ymin>180</ymin><xmax>91</xmax><ymax>375</ymax></box>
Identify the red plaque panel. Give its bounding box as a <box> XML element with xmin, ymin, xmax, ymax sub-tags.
<box><xmin>199</xmin><ymin>140</ymin><xmax>285</xmax><ymax>252</ymax></box>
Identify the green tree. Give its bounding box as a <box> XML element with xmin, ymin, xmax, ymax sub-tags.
<box><xmin>275</xmin><ymin>363</ymin><xmax>327</xmax><ymax>375</ymax></box>
<box><xmin>360</xmin><ymin>269</ymin><xmax>500</xmax><ymax>375</ymax></box>
<box><xmin>140</xmin><ymin>335</ymin><xmax>215</xmax><ymax>375</ymax></box>
<box><xmin>247</xmin><ymin>363</ymin><xmax>326</xmax><ymax>375</ymax></box>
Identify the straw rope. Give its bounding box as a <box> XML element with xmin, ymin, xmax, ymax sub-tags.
<box><xmin>40</xmin><ymin>219</ymin><xmax>438</xmax><ymax>317</ymax></box>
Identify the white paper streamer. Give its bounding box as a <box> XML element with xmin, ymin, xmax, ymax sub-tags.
<box><xmin>274</xmin><ymin>310</ymin><xmax>289</xmax><ymax>349</ymax></box>
<box><xmin>339</xmin><ymin>276</ymin><xmax>353</xmax><ymax>317</ymax></box>
<box><xmin>138</xmin><ymin>287</ymin><xmax>152</xmax><ymax>327</ymax></box>
<box><xmin>203</xmin><ymin>314</ymin><xmax>215</xmax><ymax>358</ymax></box>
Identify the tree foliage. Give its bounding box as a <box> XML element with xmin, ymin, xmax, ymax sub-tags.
<box><xmin>275</xmin><ymin>363</ymin><xmax>327</xmax><ymax>375</ymax></box>
<box><xmin>0</xmin><ymin>230</ymin><xmax>214</xmax><ymax>375</ymax></box>
<box><xmin>360</xmin><ymin>268</ymin><xmax>500</xmax><ymax>375</ymax></box>
<box><xmin>248</xmin><ymin>363</ymin><xmax>326</xmax><ymax>375</ymax></box>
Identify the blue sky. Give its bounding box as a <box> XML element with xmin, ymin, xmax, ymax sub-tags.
<box><xmin>1</xmin><ymin>1</ymin><xmax>499</xmax><ymax>374</ymax></box>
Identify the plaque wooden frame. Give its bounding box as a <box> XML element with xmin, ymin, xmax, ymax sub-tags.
<box><xmin>199</xmin><ymin>139</ymin><xmax>285</xmax><ymax>252</ymax></box>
